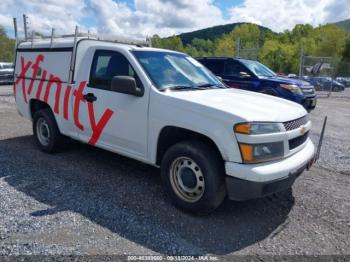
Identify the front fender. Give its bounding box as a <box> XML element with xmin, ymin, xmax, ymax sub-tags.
<box><xmin>148</xmin><ymin>92</ymin><xmax>243</xmax><ymax>164</ymax></box>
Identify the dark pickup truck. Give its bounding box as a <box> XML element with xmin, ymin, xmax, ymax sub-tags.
<box><xmin>197</xmin><ymin>57</ymin><xmax>317</xmax><ymax>111</ymax></box>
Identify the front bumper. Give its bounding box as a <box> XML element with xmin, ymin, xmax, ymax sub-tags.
<box><xmin>303</xmin><ymin>96</ymin><xmax>317</xmax><ymax>110</ymax></box>
<box><xmin>225</xmin><ymin>139</ymin><xmax>315</xmax><ymax>201</ymax></box>
<box><xmin>226</xmin><ymin>162</ymin><xmax>309</xmax><ymax>201</ymax></box>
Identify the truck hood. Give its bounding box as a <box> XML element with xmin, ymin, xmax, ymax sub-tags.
<box><xmin>261</xmin><ymin>76</ymin><xmax>312</xmax><ymax>87</ymax></box>
<box><xmin>165</xmin><ymin>88</ymin><xmax>307</xmax><ymax>122</ymax></box>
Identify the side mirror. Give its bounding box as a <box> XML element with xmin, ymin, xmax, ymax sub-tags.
<box><xmin>111</xmin><ymin>76</ymin><xmax>143</xmax><ymax>97</ymax></box>
<box><xmin>239</xmin><ymin>72</ymin><xmax>251</xmax><ymax>79</ymax></box>
<box><xmin>216</xmin><ymin>75</ymin><xmax>223</xmax><ymax>81</ymax></box>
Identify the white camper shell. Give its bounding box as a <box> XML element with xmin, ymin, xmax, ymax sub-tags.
<box><xmin>14</xmin><ymin>36</ymin><xmax>315</xmax><ymax>213</ymax></box>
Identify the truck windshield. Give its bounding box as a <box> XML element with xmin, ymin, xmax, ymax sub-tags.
<box><xmin>241</xmin><ymin>60</ymin><xmax>276</xmax><ymax>78</ymax></box>
<box><xmin>133</xmin><ymin>51</ymin><xmax>225</xmax><ymax>91</ymax></box>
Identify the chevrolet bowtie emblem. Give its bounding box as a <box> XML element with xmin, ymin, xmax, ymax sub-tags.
<box><xmin>300</xmin><ymin>126</ymin><xmax>306</xmax><ymax>135</ymax></box>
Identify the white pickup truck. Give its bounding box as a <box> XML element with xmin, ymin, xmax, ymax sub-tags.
<box><xmin>14</xmin><ymin>37</ymin><xmax>315</xmax><ymax>214</ymax></box>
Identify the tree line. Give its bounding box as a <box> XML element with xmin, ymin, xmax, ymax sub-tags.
<box><xmin>1</xmin><ymin>23</ymin><xmax>349</xmax><ymax>75</ymax></box>
<box><xmin>0</xmin><ymin>26</ymin><xmax>15</xmax><ymax>62</ymax></box>
<box><xmin>151</xmin><ymin>23</ymin><xmax>350</xmax><ymax>74</ymax></box>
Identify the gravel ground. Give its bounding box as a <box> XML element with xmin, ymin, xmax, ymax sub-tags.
<box><xmin>0</xmin><ymin>84</ymin><xmax>349</xmax><ymax>257</ymax></box>
<box><xmin>310</xmin><ymin>90</ymin><xmax>350</xmax><ymax>175</ymax></box>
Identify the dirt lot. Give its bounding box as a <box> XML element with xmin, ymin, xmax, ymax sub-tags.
<box><xmin>0</xmin><ymin>84</ymin><xmax>349</xmax><ymax>257</ymax></box>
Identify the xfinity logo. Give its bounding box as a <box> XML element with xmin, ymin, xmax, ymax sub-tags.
<box><xmin>15</xmin><ymin>54</ymin><xmax>114</xmax><ymax>146</ymax></box>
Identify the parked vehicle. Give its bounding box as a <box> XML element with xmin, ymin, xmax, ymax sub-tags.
<box><xmin>197</xmin><ymin>57</ymin><xmax>317</xmax><ymax>111</ymax></box>
<box><xmin>0</xmin><ymin>62</ymin><xmax>14</xmax><ymax>84</ymax></box>
<box><xmin>14</xmin><ymin>37</ymin><xmax>315</xmax><ymax>214</ymax></box>
<box><xmin>306</xmin><ymin>77</ymin><xmax>345</xmax><ymax>92</ymax></box>
<box><xmin>288</xmin><ymin>74</ymin><xmax>298</xmax><ymax>79</ymax></box>
<box><xmin>336</xmin><ymin>77</ymin><xmax>350</xmax><ymax>87</ymax></box>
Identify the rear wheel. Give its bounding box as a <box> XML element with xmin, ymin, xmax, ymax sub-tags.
<box><xmin>33</xmin><ymin>108</ymin><xmax>66</xmax><ymax>153</ymax></box>
<box><xmin>161</xmin><ymin>140</ymin><xmax>226</xmax><ymax>214</ymax></box>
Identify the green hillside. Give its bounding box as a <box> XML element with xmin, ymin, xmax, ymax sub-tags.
<box><xmin>333</xmin><ymin>19</ymin><xmax>350</xmax><ymax>31</ymax></box>
<box><xmin>178</xmin><ymin>22</ymin><xmax>273</xmax><ymax>45</ymax></box>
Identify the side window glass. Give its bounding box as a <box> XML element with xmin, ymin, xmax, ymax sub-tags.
<box><xmin>90</xmin><ymin>50</ymin><xmax>140</xmax><ymax>90</ymax></box>
<box><xmin>204</xmin><ymin>60</ymin><xmax>225</xmax><ymax>75</ymax></box>
<box><xmin>225</xmin><ymin>61</ymin><xmax>249</xmax><ymax>77</ymax></box>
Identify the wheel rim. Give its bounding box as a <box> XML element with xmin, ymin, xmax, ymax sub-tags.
<box><xmin>169</xmin><ymin>157</ymin><xmax>205</xmax><ymax>203</ymax></box>
<box><xmin>36</xmin><ymin>118</ymin><xmax>50</xmax><ymax>146</ymax></box>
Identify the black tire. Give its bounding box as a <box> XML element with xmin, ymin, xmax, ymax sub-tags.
<box><xmin>33</xmin><ymin>108</ymin><xmax>66</xmax><ymax>153</ymax></box>
<box><xmin>160</xmin><ymin>140</ymin><xmax>226</xmax><ymax>214</ymax></box>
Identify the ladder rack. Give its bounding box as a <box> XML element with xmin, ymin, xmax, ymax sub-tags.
<box><xmin>13</xmin><ymin>14</ymin><xmax>152</xmax><ymax>84</ymax></box>
<box><xmin>13</xmin><ymin>15</ymin><xmax>152</xmax><ymax>49</ymax></box>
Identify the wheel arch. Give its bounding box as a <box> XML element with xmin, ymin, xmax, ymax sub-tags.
<box><xmin>155</xmin><ymin>126</ymin><xmax>224</xmax><ymax>166</ymax></box>
<box><xmin>29</xmin><ymin>99</ymin><xmax>64</xmax><ymax>133</ymax></box>
<box><xmin>29</xmin><ymin>99</ymin><xmax>51</xmax><ymax>120</ymax></box>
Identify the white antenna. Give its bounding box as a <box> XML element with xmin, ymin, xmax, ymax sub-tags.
<box><xmin>68</xmin><ymin>26</ymin><xmax>79</xmax><ymax>84</ymax></box>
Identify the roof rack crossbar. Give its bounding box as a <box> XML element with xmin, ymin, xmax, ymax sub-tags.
<box><xmin>15</xmin><ymin>30</ymin><xmax>151</xmax><ymax>47</ymax></box>
<box><xmin>50</xmin><ymin>28</ymin><xmax>55</xmax><ymax>48</ymax></box>
<box><xmin>68</xmin><ymin>26</ymin><xmax>79</xmax><ymax>84</ymax></box>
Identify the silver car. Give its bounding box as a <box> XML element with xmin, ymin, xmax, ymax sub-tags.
<box><xmin>0</xmin><ymin>62</ymin><xmax>14</xmax><ymax>84</ymax></box>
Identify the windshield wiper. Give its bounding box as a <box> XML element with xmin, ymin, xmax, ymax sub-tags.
<box><xmin>160</xmin><ymin>85</ymin><xmax>207</xmax><ymax>92</ymax></box>
<box><xmin>196</xmin><ymin>83</ymin><xmax>226</xmax><ymax>89</ymax></box>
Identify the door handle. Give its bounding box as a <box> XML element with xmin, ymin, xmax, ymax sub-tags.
<box><xmin>83</xmin><ymin>93</ymin><xmax>97</xmax><ymax>103</ymax></box>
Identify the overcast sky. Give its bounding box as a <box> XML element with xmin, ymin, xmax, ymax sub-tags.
<box><xmin>1</xmin><ymin>0</ymin><xmax>349</xmax><ymax>39</ymax></box>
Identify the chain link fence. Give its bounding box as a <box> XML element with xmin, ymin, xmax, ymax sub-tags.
<box><xmin>301</xmin><ymin>56</ymin><xmax>335</xmax><ymax>97</ymax></box>
<box><xmin>235</xmin><ymin>38</ymin><xmax>259</xmax><ymax>60</ymax></box>
<box><xmin>300</xmin><ymin>56</ymin><xmax>350</xmax><ymax>98</ymax></box>
<box><xmin>237</xmin><ymin>47</ymin><xmax>259</xmax><ymax>60</ymax></box>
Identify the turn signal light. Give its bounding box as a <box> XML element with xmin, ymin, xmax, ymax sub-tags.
<box><xmin>234</xmin><ymin>123</ymin><xmax>250</xmax><ymax>134</ymax></box>
<box><xmin>239</xmin><ymin>143</ymin><xmax>253</xmax><ymax>162</ymax></box>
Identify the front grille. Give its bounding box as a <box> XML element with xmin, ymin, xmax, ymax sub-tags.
<box><xmin>289</xmin><ymin>131</ymin><xmax>309</xmax><ymax>150</ymax></box>
<box><xmin>283</xmin><ymin>115</ymin><xmax>309</xmax><ymax>131</ymax></box>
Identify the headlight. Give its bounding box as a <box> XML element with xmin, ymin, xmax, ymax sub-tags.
<box><xmin>234</xmin><ymin>122</ymin><xmax>281</xmax><ymax>135</ymax></box>
<box><xmin>279</xmin><ymin>84</ymin><xmax>303</xmax><ymax>95</ymax></box>
<box><xmin>239</xmin><ymin>142</ymin><xmax>284</xmax><ymax>163</ymax></box>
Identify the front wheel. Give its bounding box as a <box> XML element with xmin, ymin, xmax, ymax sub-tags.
<box><xmin>161</xmin><ymin>140</ymin><xmax>226</xmax><ymax>214</ymax></box>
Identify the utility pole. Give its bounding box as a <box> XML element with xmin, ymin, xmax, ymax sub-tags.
<box><xmin>236</xmin><ymin>37</ymin><xmax>240</xmax><ymax>58</ymax></box>
<box><xmin>299</xmin><ymin>45</ymin><xmax>304</xmax><ymax>78</ymax></box>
